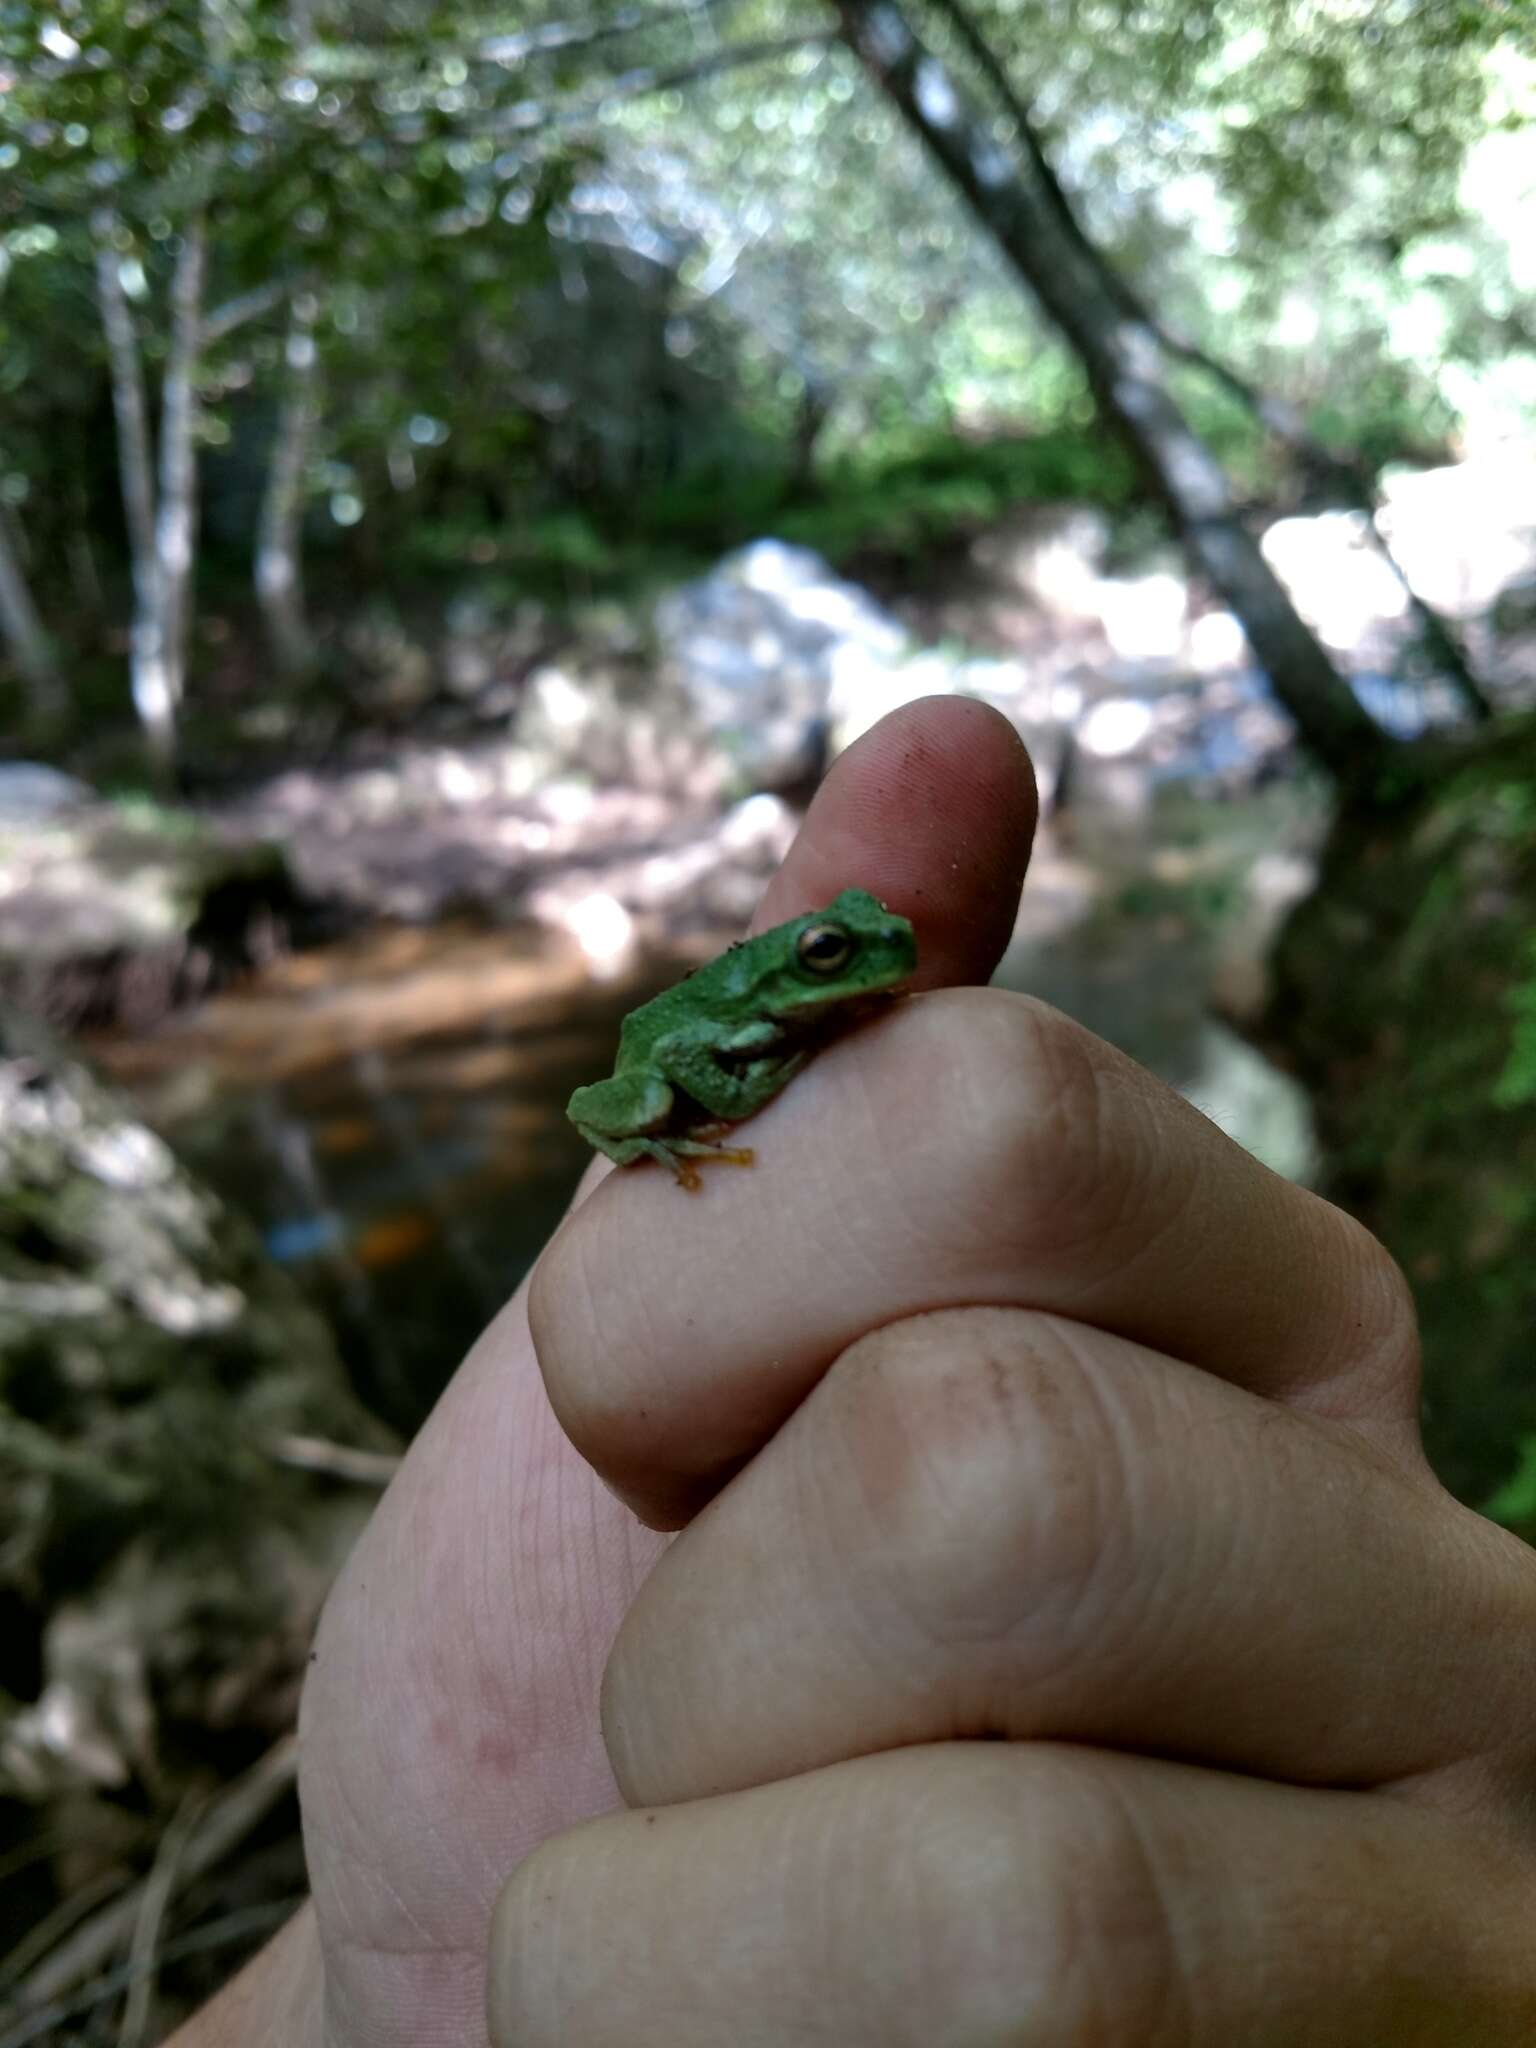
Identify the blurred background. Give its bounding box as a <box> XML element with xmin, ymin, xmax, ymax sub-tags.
<box><xmin>1</xmin><ymin>0</ymin><xmax>1534</xmax><ymax>2035</ymax></box>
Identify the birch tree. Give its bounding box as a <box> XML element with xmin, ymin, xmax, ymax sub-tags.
<box><xmin>89</xmin><ymin>213</ymin><xmax>214</xmax><ymax>768</ymax></box>
<box><xmin>93</xmin><ymin>214</ymin><xmax>176</xmax><ymax>761</ymax></box>
<box><xmin>255</xmin><ymin>290</ymin><xmax>323</xmax><ymax>682</ymax></box>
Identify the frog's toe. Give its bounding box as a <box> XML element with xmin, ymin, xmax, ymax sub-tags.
<box><xmin>657</xmin><ymin>1135</ymin><xmax>756</xmax><ymax>1186</ymax></box>
<box><xmin>709</xmin><ymin>1145</ymin><xmax>755</xmax><ymax>1169</ymax></box>
<box><xmin>673</xmin><ymin>1138</ymin><xmax>755</xmax><ymax>1172</ymax></box>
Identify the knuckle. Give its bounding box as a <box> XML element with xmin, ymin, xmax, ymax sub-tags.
<box><xmin>955</xmin><ymin>994</ymin><xmax>1142</xmax><ymax>1264</ymax></box>
<box><xmin>830</xmin><ymin>1309</ymin><xmax>1132</xmax><ymax>1646</ymax></box>
<box><xmin>527</xmin><ymin>1220</ymin><xmax>620</xmax><ymax>1461</ymax></box>
<box><xmin>903</xmin><ymin>1750</ymin><xmax>1187</xmax><ymax>2044</ymax></box>
<box><xmin>1348</xmin><ymin>1224</ymin><xmax>1422</xmax><ymax>1388</ymax></box>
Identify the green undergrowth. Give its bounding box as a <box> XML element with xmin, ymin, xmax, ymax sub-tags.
<box><xmin>1263</xmin><ymin>719</ymin><xmax>1536</xmax><ymax>1522</ymax></box>
<box><xmin>407</xmin><ymin>426</ymin><xmax>1146</xmax><ymax>600</ymax></box>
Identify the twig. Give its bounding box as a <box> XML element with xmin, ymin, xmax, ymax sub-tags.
<box><xmin>202</xmin><ymin>283</ymin><xmax>285</xmax><ymax>348</ymax></box>
<box><xmin>296</xmin><ymin>0</ymin><xmax>739</xmax><ymax>75</ymax></box>
<box><xmin>267</xmin><ymin>1433</ymin><xmax>401</xmax><ymax>1486</ymax></box>
<box><xmin>0</xmin><ymin>1826</ymin><xmax>78</xmax><ymax>1890</ymax></box>
<box><xmin>466</xmin><ymin>27</ymin><xmax>835</xmax><ymax>138</ymax></box>
<box><xmin>0</xmin><ymin>1414</ymin><xmax>152</xmax><ymax>1504</ymax></box>
<box><xmin>0</xmin><ymin>1870</ymin><xmax>131</xmax><ymax>1994</ymax></box>
<box><xmin>0</xmin><ymin>1901</ymin><xmax>299</xmax><ymax>2048</ymax></box>
<box><xmin>117</xmin><ymin>1793</ymin><xmax>204</xmax><ymax>2048</ymax></box>
<box><xmin>13</xmin><ymin>1735</ymin><xmax>297</xmax><ymax>2012</ymax></box>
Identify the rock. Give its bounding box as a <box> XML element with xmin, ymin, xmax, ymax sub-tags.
<box><xmin>0</xmin><ymin>1007</ymin><xmax>393</xmax><ymax>1802</ymax></box>
<box><xmin>517</xmin><ymin>663</ymin><xmax>734</xmax><ymax>801</ymax></box>
<box><xmin>654</xmin><ymin>540</ymin><xmax>910</xmax><ymax>789</ymax></box>
<box><xmin>0</xmin><ymin>805</ymin><xmax>311</xmax><ymax>1030</ymax></box>
<box><xmin>1491</xmin><ymin>577</ymin><xmax>1536</xmax><ymax>639</ymax></box>
<box><xmin>524</xmin><ymin>791</ymin><xmax>797</xmax><ymax>956</ymax></box>
<box><xmin>969</xmin><ymin>506</ymin><xmax>1111</xmax><ymax>621</ymax></box>
<box><xmin>1377</xmin><ymin>450</ymin><xmax>1536</xmax><ymax>620</ymax></box>
<box><xmin>0</xmin><ymin>762</ymin><xmax>94</xmax><ymax>822</ymax></box>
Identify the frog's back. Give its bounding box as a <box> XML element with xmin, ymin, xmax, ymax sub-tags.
<box><xmin>616</xmin><ymin>939</ymin><xmax>756</xmax><ymax>1056</ymax></box>
<box><xmin>616</xmin><ymin>978</ymin><xmax>683</xmax><ymax>1053</ymax></box>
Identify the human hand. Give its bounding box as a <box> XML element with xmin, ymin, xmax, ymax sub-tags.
<box><xmin>181</xmin><ymin>692</ymin><xmax>1536</xmax><ymax>2047</ymax></box>
<box><xmin>500</xmin><ymin>774</ymin><xmax>1536</xmax><ymax>2037</ymax></box>
<box><xmin>220</xmin><ymin>696</ymin><xmax>1034</xmax><ymax>2048</ymax></box>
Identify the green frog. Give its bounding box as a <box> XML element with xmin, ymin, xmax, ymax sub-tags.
<box><xmin>567</xmin><ymin>887</ymin><xmax>917</xmax><ymax>1189</ymax></box>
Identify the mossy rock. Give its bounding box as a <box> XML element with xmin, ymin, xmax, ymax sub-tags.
<box><xmin>0</xmin><ymin>805</ymin><xmax>324</xmax><ymax>1030</ymax></box>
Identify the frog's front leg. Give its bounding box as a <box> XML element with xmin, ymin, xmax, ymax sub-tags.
<box><xmin>656</xmin><ymin>1022</ymin><xmax>805</xmax><ymax>1123</ymax></box>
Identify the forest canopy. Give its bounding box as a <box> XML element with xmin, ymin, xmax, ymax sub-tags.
<box><xmin>1</xmin><ymin>0</ymin><xmax>1532</xmax><ymax>761</ymax></box>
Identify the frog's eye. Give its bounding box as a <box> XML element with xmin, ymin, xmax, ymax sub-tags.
<box><xmin>796</xmin><ymin>922</ymin><xmax>854</xmax><ymax>976</ymax></box>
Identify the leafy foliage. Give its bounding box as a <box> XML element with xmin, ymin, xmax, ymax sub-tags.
<box><xmin>1265</xmin><ymin>723</ymin><xmax>1536</xmax><ymax>1513</ymax></box>
<box><xmin>2</xmin><ymin>0</ymin><xmax>1532</xmax><ymax>707</ymax></box>
<box><xmin>1493</xmin><ymin>933</ymin><xmax>1536</xmax><ymax>1109</ymax></box>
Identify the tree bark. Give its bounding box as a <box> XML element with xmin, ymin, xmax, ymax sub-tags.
<box><xmin>835</xmin><ymin>0</ymin><xmax>1392</xmax><ymax>786</ymax></box>
<box><xmin>93</xmin><ymin>213</ymin><xmax>174</xmax><ymax>767</ymax></box>
<box><xmin>0</xmin><ymin>499</ymin><xmax>63</xmax><ymax>721</ymax></box>
<box><xmin>255</xmin><ymin>290</ymin><xmax>322</xmax><ymax>681</ymax></box>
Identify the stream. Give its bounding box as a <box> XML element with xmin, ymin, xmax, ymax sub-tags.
<box><xmin>86</xmin><ymin>782</ymin><xmax>1320</xmax><ymax>1438</ymax></box>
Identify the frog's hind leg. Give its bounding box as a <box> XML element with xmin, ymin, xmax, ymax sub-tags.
<box><xmin>645</xmin><ymin>1133</ymin><xmax>757</xmax><ymax>1192</ymax></box>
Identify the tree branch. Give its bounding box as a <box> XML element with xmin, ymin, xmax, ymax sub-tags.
<box><xmin>473</xmin><ymin>27</ymin><xmax>836</xmax><ymax>137</ymax></box>
<box><xmin>203</xmin><ymin>282</ymin><xmax>284</xmax><ymax>347</ymax></box>
<box><xmin>299</xmin><ymin>0</ymin><xmax>741</xmax><ymax>79</ymax></box>
<box><xmin>836</xmin><ymin>0</ymin><xmax>1391</xmax><ymax>785</ymax></box>
<box><xmin>922</xmin><ymin>0</ymin><xmax>1494</xmax><ymax>723</ymax></box>
<box><xmin>475</xmin><ymin>0</ymin><xmax>738</xmax><ymax>66</ymax></box>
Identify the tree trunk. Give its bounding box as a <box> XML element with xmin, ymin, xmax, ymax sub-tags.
<box><xmin>255</xmin><ymin>290</ymin><xmax>322</xmax><ymax>680</ymax></box>
<box><xmin>0</xmin><ymin>500</ymin><xmax>63</xmax><ymax>722</ymax></box>
<box><xmin>787</xmin><ymin>377</ymin><xmax>833</xmax><ymax>497</ymax></box>
<box><xmin>925</xmin><ymin>0</ymin><xmax>1494</xmax><ymax>725</ymax></box>
<box><xmin>834</xmin><ymin>0</ymin><xmax>1391</xmax><ymax>786</ymax></box>
<box><xmin>155</xmin><ymin>216</ymin><xmax>208</xmax><ymax>725</ymax></box>
<box><xmin>93</xmin><ymin>213</ymin><xmax>174</xmax><ymax>767</ymax></box>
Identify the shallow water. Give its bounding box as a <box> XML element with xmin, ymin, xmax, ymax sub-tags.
<box><xmin>90</xmin><ymin>788</ymin><xmax>1320</xmax><ymax>1434</ymax></box>
<box><xmin>89</xmin><ymin>919</ymin><xmax>688</xmax><ymax>1432</ymax></box>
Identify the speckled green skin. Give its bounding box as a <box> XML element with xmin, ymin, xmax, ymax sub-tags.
<box><xmin>567</xmin><ymin>888</ymin><xmax>916</xmax><ymax>1186</ymax></box>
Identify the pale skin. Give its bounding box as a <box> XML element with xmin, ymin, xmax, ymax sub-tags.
<box><xmin>174</xmin><ymin>696</ymin><xmax>1536</xmax><ymax>2048</ymax></box>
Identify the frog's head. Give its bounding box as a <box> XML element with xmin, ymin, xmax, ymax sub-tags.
<box><xmin>759</xmin><ymin>887</ymin><xmax>917</xmax><ymax>1019</ymax></box>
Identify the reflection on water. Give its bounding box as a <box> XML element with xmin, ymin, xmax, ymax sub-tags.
<box><xmin>89</xmin><ymin>920</ymin><xmax>698</xmax><ymax>1434</ymax></box>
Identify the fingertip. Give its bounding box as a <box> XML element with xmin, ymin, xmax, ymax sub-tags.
<box><xmin>753</xmin><ymin>695</ymin><xmax>1036</xmax><ymax>986</ymax></box>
